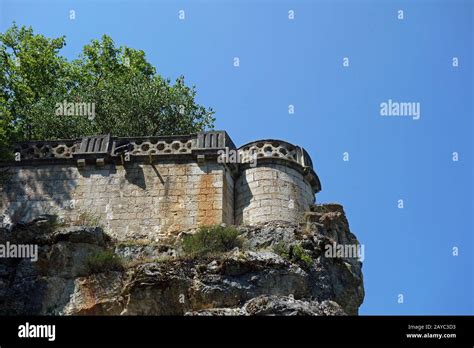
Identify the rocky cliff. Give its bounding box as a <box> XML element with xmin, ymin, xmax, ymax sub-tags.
<box><xmin>0</xmin><ymin>204</ymin><xmax>364</xmax><ymax>315</ymax></box>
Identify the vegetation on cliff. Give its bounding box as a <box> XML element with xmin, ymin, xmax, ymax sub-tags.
<box><xmin>0</xmin><ymin>204</ymin><xmax>364</xmax><ymax>316</ymax></box>
<box><xmin>182</xmin><ymin>225</ymin><xmax>242</xmax><ymax>257</ymax></box>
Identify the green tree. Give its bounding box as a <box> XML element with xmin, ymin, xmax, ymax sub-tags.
<box><xmin>0</xmin><ymin>23</ymin><xmax>215</xmax><ymax>153</ymax></box>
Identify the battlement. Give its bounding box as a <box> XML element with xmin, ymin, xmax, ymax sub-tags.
<box><xmin>0</xmin><ymin>131</ymin><xmax>321</xmax><ymax>241</ymax></box>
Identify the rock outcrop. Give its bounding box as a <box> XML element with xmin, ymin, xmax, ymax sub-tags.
<box><xmin>0</xmin><ymin>204</ymin><xmax>364</xmax><ymax>315</ymax></box>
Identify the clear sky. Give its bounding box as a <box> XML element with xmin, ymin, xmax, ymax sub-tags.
<box><xmin>1</xmin><ymin>0</ymin><xmax>472</xmax><ymax>315</ymax></box>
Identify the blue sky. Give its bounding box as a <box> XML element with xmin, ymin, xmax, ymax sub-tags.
<box><xmin>1</xmin><ymin>0</ymin><xmax>472</xmax><ymax>315</ymax></box>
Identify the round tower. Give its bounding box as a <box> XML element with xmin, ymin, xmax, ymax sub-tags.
<box><xmin>235</xmin><ymin>139</ymin><xmax>321</xmax><ymax>225</ymax></box>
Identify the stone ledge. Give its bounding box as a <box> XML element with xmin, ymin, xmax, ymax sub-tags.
<box><xmin>1</xmin><ymin>132</ymin><xmax>319</xmax><ymax>183</ymax></box>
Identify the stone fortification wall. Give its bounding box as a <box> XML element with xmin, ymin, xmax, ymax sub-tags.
<box><xmin>0</xmin><ymin>132</ymin><xmax>320</xmax><ymax>240</ymax></box>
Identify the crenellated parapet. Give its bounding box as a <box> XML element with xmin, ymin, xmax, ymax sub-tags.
<box><xmin>7</xmin><ymin>132</ymin><xmax>237</xmax><ymax>164</ymax></box>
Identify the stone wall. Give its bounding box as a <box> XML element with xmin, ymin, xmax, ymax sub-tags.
<box><xmin>222</xmin><ymin>167</ymin><xmax>235</xmax><ymax>226</ymax></box>
<box><xmin>235</xmin><ymin>163</ymin><xmax>315</xmax><ymax>225</ymax></box>
<box><xmin>0</xmin><ymin>131</ymin><xmax>321</xmax><ymax>241</ymax></box>
<box><xmin>0</xmin><ymin>161</ymin><xmax>227</xmax><ymax>241</ymax></box>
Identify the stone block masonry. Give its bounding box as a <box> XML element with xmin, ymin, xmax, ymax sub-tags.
<box><xmin>235</xmin><ymin>164</ymin><xmax>315</xmax><ymax>225</ymax></box>
<box><xmin>0</xmin><ymin>132</ymin><xmax>321</xmax><ymax>241</ymax></box>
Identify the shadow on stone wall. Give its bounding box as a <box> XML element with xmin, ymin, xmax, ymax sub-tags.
<box><xmin>1</xmin><ymin>167</ymin><xmax>78</xmax><ymax>226</ymax></box>
<box><xmin>235</xmin><ymin>173</ymin><xmax>252</xmax><ymax>225</ymax></box>
<box><xmin>150</xmin><ymin>164</ymin><xmax>165</xmax><ymax>185</ymax></box>
<box><xmin>124</xmin><ymin>166</ymin><xmax>147</xmax><ymax>190</ymax></box>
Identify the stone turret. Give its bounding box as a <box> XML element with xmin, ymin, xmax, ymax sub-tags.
<box><xmin>235</xmin><ymin>139</ymin><xmax>320</xmax><ymax>225</ymax></box>
<box><xmin>0</xmin><ymin>131</ymin><xmax>321</xmax><ymax>240</ymax></box>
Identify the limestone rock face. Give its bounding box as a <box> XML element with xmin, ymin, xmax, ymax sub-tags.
<box><xmin>0</xmin><ymin>204</ymin><xmax>364</xmax><ymax>315</ymax></box>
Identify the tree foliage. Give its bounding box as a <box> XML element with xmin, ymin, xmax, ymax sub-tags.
<box><xmin>0</xmin><ymin>23</ymin><xmax>215</xmax><ymax>154</ymax></box>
